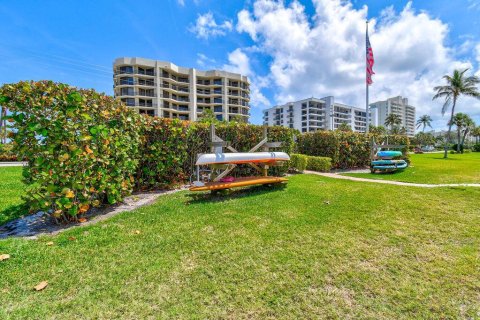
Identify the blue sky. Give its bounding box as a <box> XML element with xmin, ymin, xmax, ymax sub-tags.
<box><xmin>1</xmin><ymin>0</ymin><xmax>479</xmax><ymax>128</ymax></box>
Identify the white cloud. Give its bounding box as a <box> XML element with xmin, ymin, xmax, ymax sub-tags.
<box><xmin>223</xmin><ymin>48</ymin><xmax>270</xmax><ymax>107</ymax></box>
<box><xmin>196</xmin><ymin>53</ymin><xmax>216</xmax><ymax>67</ymax></box>
<box><xmin>468</xmin><ymin>0</ymin><xmax>480</xmax><ymax>10</ymax></box>
<box><xmin>235</xmin><ymin>0</ymin><xmax>480</xmax><ymax>129</ymax></box>
<box><xmin>177</xmin><ymin>0</ymin><xmax>185</xmax><ymax>6</ymax></box>
<box><xmin>189</xmin><ymin>12</ymin><xmax>233</xmax><ymax>39</ymax></box>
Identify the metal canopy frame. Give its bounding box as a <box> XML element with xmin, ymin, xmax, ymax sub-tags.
<box><xmin>201</xmin><ymin>124</ymin><xmax>283</xmax><ymax>182</ymax></box>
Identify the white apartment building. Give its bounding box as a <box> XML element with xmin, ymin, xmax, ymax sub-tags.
<box><xmin>370</xmin><ymin>96</ymin><xmax>416</xmax><ymax>136</ymax></box>
<box><xmin>263</xmin><ymin>97</ymin><xmax>370</xmax><ymax>133</ymax></box>
<box><xmin>113</xmin><ymin>57</ymin><xmax>250</xmax><ymax>122</ymax></box>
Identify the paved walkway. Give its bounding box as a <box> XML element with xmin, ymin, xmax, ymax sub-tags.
<box><xmin>305</xmin><ymin>170</ymin><xmax>480</xmax><ymax>188</ymax></box>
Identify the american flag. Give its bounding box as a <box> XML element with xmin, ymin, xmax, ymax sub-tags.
<box><xmin>366</xmin><ymin>30</ymin><xmax>375</xmax><ymax>85</ymax></box>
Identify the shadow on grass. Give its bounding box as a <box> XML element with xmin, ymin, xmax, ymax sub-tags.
<box><xmin>186</xmin><ymin>183</ymin><xmax>287</xmax><ymax>205</ymax></box>
<box><xmin>431</xmin><ymin>157</ymin><xmax>459</xmax><ymax>160</ymax></box>
<box><xmin>0</xmin><ymin>203</ymin><xmax>29</xmax><ymax>226</ymax></box>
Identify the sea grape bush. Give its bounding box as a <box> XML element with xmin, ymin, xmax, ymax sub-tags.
<box><xmin>136</xmin><ymin>117</ymin><xmax>190</xmax><ymax>190</ymax></box>
<box><xmin>0</xmin><ymin>81</ymin><xmax>141</xmax><ymax>222</ymax></box>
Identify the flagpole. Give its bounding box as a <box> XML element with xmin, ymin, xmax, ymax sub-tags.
<box><xmin>365</xmin><ymin>20</ymin><xmax>370</xmax><ymax>133</ymax></box>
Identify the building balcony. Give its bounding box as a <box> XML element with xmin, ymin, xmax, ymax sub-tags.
<box><xmin>161</xmin><ymin>74</ymin><xmax>190</xmax><ymax>84</ymax></box>
<box><xmin>115</xmin><ymin>68</ymin><xmax>155</xmax><ymax>77</ymax></box>
<box><xmin>161</xmin><ymin>83</ymin><xmax>189</xmax><ymax>93</ymax></box>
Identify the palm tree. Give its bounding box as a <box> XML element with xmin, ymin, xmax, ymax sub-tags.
<box><xmin>416</xmin><ymin>115</ymin><xmax>433</xmax><ymax>132</ymax></box>
<box><xmin>433</xmin><ymin>68</ymin><xmax>480</xmax><ymax>158</ymax></box>
<box><xmin>449</xmin><ymin>113</ymin><xmax>472</xmax><ymax>152</ymax></box>
<box><xmin>460</xmin><ymin>115</ymin><xmax>475</xmax><ymax>150</ymax></box>
<box><xmin>384</xmin><ymin>113</ymin><xmax>402</xmax><ymax>133</ymax></box>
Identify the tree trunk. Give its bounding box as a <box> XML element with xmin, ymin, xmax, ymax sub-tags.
<box><xmin>461</xmin><ymin>130</ymin><xmax>468</xmax><ymax>153</ymax></box>
<box><xmin>444</xmin><ymin>97</ymin><xmax>457</xmax><ymax>159</ymax></box>
<box><xmin>457</xmin><ymin>129</ymin><xmax>461</xmax><ymax>153</ymax></box>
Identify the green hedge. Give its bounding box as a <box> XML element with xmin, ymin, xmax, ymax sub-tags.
<box><xmin>297</xmin><ymin>131</ymin><xmax>409</xmax><ymax>169</ymax></box>
<box><xmin>473</xmin><ymin>144</ymin><xmax>480</xmax><ymax>152</ymax></box>
<box><xmin>0</xmin><ymin>81</ymin><xmax>142</xmax><ymax>222</ymax></box>
<box><xmin>289</xmin><ymin>154</ymin><xmax>308</xmax><ymax>172</ymax></box>
<box><xmin>136</xmin><ymin>117</ymin><xmax>190</xmax><ymax>190</ymax></box>
<box><xmin>306</xmin><ymin>156</ymin><xmax>332</xmax><ymax>172</ymax></box>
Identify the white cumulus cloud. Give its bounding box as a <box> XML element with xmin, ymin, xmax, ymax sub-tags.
<box><xmin>189</xmin><ymin>12</ymin><xmax>233</xmax><ymax>39</ymax></box>
<box><xmin>234</xmin><ymin>0</ymin><xmax>480</xmax><ymax>129</ymax></box>
<box><xmin>223</xmin><ymin>48</ymin><xmax>271</xmax><ymax>108</ymax></box>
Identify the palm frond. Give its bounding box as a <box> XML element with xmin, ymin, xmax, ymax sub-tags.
<box><xmin>441</xmin><ymin>96</ymin><xmax>452</xmax><ymax>116</ymax></box>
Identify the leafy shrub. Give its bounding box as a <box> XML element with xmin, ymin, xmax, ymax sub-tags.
<box><xmin>463</xmin><ymin>149</ymin><xmax>471</xmax><ymax>153</ymax></box>
<box><xmin>289</xmin><ymin>154</ymin><xmax>308</xmax><ymax>172</ymax></box>
<box><xmin>297</xmin><ymin>131</ymin><xmax>409</xmax><ymax>169</ymax></box>
<box><xmin>306</xmin><ymin>156</ymin><xmax>332</xmax><ymax>172</ymax></box>
<box><xmin>0</xmin><ymin>144</ymin><xmax>18</xmax><ymax>161</ymax></box>
<box><xmin>136</xmin><ymin>117</ymin><xmax>190</xmax><ymax>190</ymax></box>
<box><xmin>0</xmin><ymin>81</ymin><xmax>142</xmax><ymax>222</ymax></box>
<box><xmin>473</xmin><ymin>144</ymin><xmax>480</xmax><ymax>152</ymax></box>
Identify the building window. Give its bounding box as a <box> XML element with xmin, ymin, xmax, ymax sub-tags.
<box><xmin>214</xmin><ymin>106</ymin><xmax>223</xmax><ymax>112</ymax></box>
<box><xmin>216</xmin><ymin>114</ymin><xmax>223</xmax><ymax>121</ymax></box>
<box><xmin>139</xmin><ymin>109</ymin><xmax>155</xmax><ymax>116</ymax></box>
<box><xmin>119</xmin><ymin>77</ymin><xmax>134</xmax><ymax>85</ymax></box>
<box><xmin>119</xmin><ymin>66</ymin><xmax>134</xmax><ymax>74</ymax></box>
<box><xmin>121</xmin><ymin>98</ymin><xmax>135</xmax><ymax>106</ymax></box>
<box><xmin>120</xmin><ymin>87</ymin><xmax>135</xmax><ymax>96</ymax></box>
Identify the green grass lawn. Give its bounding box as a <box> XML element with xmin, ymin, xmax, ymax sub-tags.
<box><xmin>344</xmin><ymin>152</ymin><xmax>480</xmax><ymax>184</ymax></box>
<box><xmin>0</xmin><ymin>167</ymin><xmax>25</xmax><ymax>225</ymax></box>
<box><xmin>1</xmin><ymin>174</ymin><xmax>479</xmax><ymax>319</ymax></box>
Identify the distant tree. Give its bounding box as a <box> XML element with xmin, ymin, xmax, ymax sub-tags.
<box><xmin>433</xmin><ymin>68</ymin><xmax>480</xmax><ymax>158</ymax></box>
<box><xmin>384</xmin><ymin>114</ymin><xmax>402</xmax><ymax>133</ymax></box>
<box><xmin>337</xmin><ymin>123</ymin><xmax>352</xmax><ymax>132</ymax></box>
<box><xmin>390</xmin><ymin>126</ymin><xmax>407</xmax><ymax>136</ymax></box>
<box><xmin>198</xmin><ymin>108</ymin><xmax>219</xmax><ymax>124</ymax></box>
<box><xmin>448</xmin><ymin>113</ymin><xmax>473</xmax><ymax>152</ymax></box>
<box><xmin>472</xmin><ymin>126</ymin><xmax>480</xmax><ymax>143</ymax></box>
<box><xmin>369</xmin><ymin>125</ymin><xmax>387</xmax><ymax>136</ymax></box>
<box><xmin>416</xmin><ymin>115</ymin><xmax>433</xmax><ymax>132</ymax></box>
<box><xmin>229</xmin><ymin>115</ymin><xmax>247</xmax><ymax>123</ymax></box>
<box><xmin>460</xmin><ymin>116</ymin><xmax>475</xmax><ymax>150</ymax></box>
<box><xmin>414</xmin><ymin>132</ymin><xmax>435</xmax><ymax>146</ymax></box>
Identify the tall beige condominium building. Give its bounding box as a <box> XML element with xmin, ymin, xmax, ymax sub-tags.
<box><xmin>370</xmin><ymin>96</ymin><xmax>416</xmax><ymax>136</ymax></box>
<box><xmin>113</xmin><ymin>57</ymin><xmax>250</xmax><ymax>122</ymax></box>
